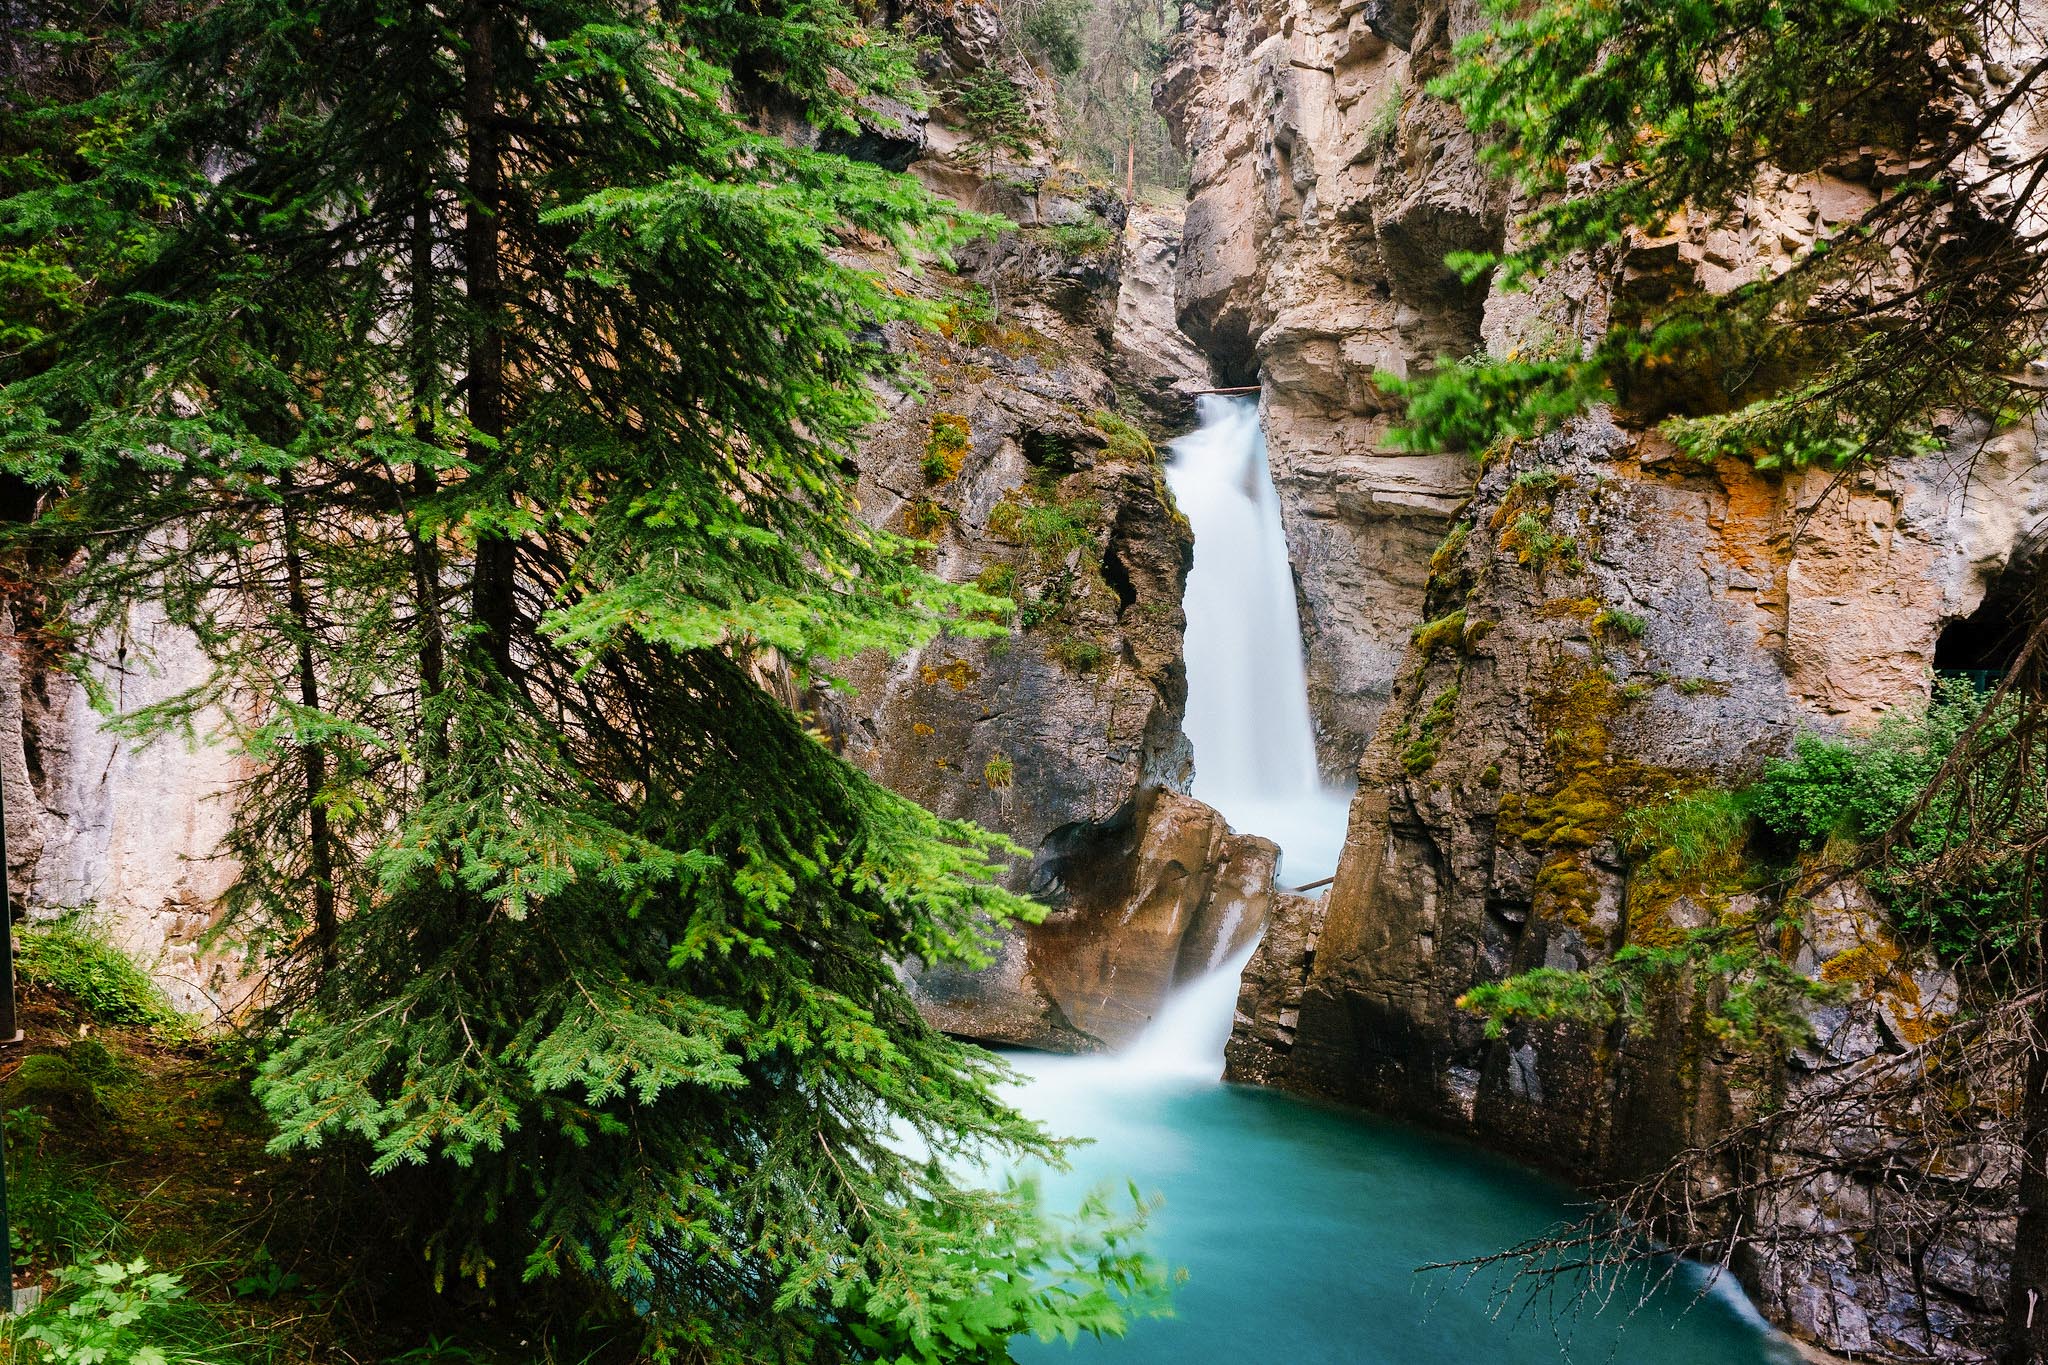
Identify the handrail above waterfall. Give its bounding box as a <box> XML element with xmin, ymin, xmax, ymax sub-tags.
<box><xmin>1188</xmin><ymin>385</ymin><xmax>1261</xmax><ymax>396</ymax></box>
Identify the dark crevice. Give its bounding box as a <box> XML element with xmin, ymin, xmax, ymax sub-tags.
<box><xmin>1937</xmin><ymin>546</ymin><xmax>2046</xmax><ymax>687</ymax></box>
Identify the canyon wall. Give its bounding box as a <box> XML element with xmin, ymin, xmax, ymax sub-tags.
<box><xmin>818</xmin><ymin>27</ymin><xmax>1277</xmax><ymax>1052</ymax></box>
<box><xmin>1160</xmin><ymin>0</ymin><xmax>2048</xmax><ymax>1356</ymax></box>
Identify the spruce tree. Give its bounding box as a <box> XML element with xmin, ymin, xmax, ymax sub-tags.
<box><xmin>0</xmin><ymin>3</ymin><xmax>1164</xmax><ymax>1357</ymax></box>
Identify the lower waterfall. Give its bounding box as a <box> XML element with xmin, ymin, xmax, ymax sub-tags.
<box><xmin>1001</xmin><ymin>398</ymin><xmax>1795</xmax><ymax>1363</ymax></box>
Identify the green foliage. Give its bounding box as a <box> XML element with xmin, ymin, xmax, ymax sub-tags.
<box><xmin>0</xmin><ymin>1</ymin><xmax>1161</xmax><ymax>1356</ymax></box>
<box><xmin>923</xmin><ymin>412</ymin><xmax>971</xmax><ymax>484</ymax></box>
<box><xmin>1089</xmin><ymin>409</ymin><xmax>1157</xmax><ymax>463</ymax></box>
<box><xmin>993</xmin><ymin>496</ymin><xmax>1100</xmax><ymax>555</ymax></box>
<box><xmin>12</xmin><ymin>1259</ymin><xmax>268</xmax><ymax>1365</ymax></box>
<box><xmin>1750</xmin><ymin>680</ymin><xmax>2030</xmax><ymax>958</ymax></box>
<box><xmin>1051</xmin><ymin>635</ymin><xmax>1107</xmax><ymax>673</ymax></box>
<box><xmin>1362</xmin><ymin>82</ymin><xmax>1404</xmax><ymax>155</ymax></box>
<box><xmin>953</xmin><ymin>68</ymin><xmax>1038</xmax><ymax>170</ymax></box>
<box><xmin>1379</xmin><ymin>355</ymin><xmax>1609</xmax><ymax>454</ymax></box>
<box><xmin>1408</xmin><ymin>0</ymin><xmax>2044</xmax><ymax>468</ymax></box>
<box><xmin>1460</xmin><ymin>923</ymin><xmax>1842</xmax><ymax>1049</ymax></box>
<box><xmin>1592</xmin><ymin>608</ymin><xmax>1647</xmax><ymax>642</ymax></box>
<box><xmin>3</xmin><ymin>1112</ymin><xmax>122</xmax><ymax>1273</ymax></box>
<box><xmin>1020</xmin><ymin>0</ymin><xmax>1089</xmax><ymax>76</ymax></box>
<box><xmin>1503</xmin><ymin>511</ymin><xmax>1573</xmax><ymax>570</ymax></box>
<box><xmin>845</xmin><ymin>1181</ymin><xmax>1169</xmax><ymax>1360</ymax></box>
<box><xmin>18</xmin><ymin>921</ymin><xmax>180</xmax><ymax>1030</ymax></box>
<box><xmin>984</xmin><ymin>754</ymin><xmax>1017</xmax><ymax>789</ymax></box>
<box><xmin>1623</xmin><ymin>788</ymin><xmax>1751</xmax><ymax>876</ymax></box>
<box><xmin>1046</xmin><ymin>219</ymin><xmax>1118</xmax><ymax>257</ymax></box>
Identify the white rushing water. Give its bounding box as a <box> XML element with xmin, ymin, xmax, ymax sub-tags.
<box><xmin>1165</xmin><ymin>394</ymin><xmax>1351</xmax><ymax>887</ymax></box>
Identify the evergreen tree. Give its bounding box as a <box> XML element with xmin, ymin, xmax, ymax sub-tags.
<box><xmin>0</xmin><ymin>4</ymin><xmax>1165</xmax><ymax>1357</ymax></box>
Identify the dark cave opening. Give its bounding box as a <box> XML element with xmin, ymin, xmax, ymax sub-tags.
<box><xmin>1935</xmin><ymin>555</ymin><xmax>2041</xmax><ymax>689</ymax></box>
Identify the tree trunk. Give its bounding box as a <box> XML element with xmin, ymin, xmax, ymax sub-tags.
<box><xmin>278</xmin><ymin>477</ymin><xmax>338</xmax><ymax>974</ymax></box>
<box><xmin>464</xmin><ymin>2</ymin><xmax>513</xmax><ymax>676</ymax></box>
<box><xmin>409</xmin><ymin>179</ymin><xmax>449</xmax><ymax>760</ymax></box>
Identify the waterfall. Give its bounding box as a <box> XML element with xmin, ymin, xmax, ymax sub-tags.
<box><xmin>1166</xmin><ymin>394</ymin><xmax>1351</xmax><ymax>888</ymax></box>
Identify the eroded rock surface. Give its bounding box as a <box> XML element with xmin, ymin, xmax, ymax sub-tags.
<box><xmin>814</xmin><ymin>23</ymin><xmax>1277</xmax><ymax>1051</ymax></box>
<box><xmin>1160</xmin><ymin>0</ymin><xmax>2048</xmax><ymax>1353</ymax></box>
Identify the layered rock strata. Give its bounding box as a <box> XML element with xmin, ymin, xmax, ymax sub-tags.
<box><xmin>1162</xmin><ymin>0</ymin><xmax>2048</xmax><ymax>1354</ymax></box>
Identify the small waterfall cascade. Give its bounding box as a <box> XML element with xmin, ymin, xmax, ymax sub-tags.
<box><xmin>1165</xmin><ymin>394</ymin><xmax>1351</xmax><ymax>888</ymax></box>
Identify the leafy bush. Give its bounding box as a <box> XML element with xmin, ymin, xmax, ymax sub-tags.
<box><xmin>843</xmin><ymin>1180</ymin><xmax>1169</xmax><ymax>1361</ymax></box>
<box><xmin>1748</xmin><ymin>679</ymin><xmax>2026</xmax><ymax>957</ymax></box>
<box><xmin>1051</xmin><ymin>636</ymin><xmax>1106</xmax><ymax>672</ymax></box>
<box><xmin>1362</xmin><ymin>82</ymin><xmax>1404</xmax><ymax>154</ymax></box>
<box><xmin>18</xmin><ymin>921</ymin><xmax>180</xmax><ymax>1029</ymax></box>
<box><xmin>11</xmin><ymin>1259</ymin><xmax>265</xmax><ymax>1365</ymax></box>
<box><xmin>1379</xmin><ymin>354</ymin><xmax>1609</xmax><ymax>453</ymax></box>
<box><xmin>1046</xmin><ymin>219</ymin><xmax>1117</xmax><ymax>257</ymax></box>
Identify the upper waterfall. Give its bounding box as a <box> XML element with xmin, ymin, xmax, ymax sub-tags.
<box><xmin>1165</xmin><ymin>394</ymin><xmax>1350</xmax><ymax>886</ymax></box>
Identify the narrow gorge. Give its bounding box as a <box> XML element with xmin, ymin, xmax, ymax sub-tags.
<box><xmin>6</xmin><ymin>0</ymin><xmax>2048</xmax><ymax>1362</ymax></box>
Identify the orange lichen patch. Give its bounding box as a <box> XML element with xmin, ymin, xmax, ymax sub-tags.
<box><xmin>919</xmin><ymin>659</ymin><xmax>981</xmax><ymax>691</ymax></box>
<box><xmin>1817</xmin><ymin>934</ymin><xmax>1947</xmax><ymax>1046</ymax></box>
<box><xmin>911</xmin><ymin>722</ymin><xmax>935</xmax><ymax>738</ymax></box>
<box><xmin>1539</xmin><ymin>596</ymin><xmax>1601</xmax><ymax>622</ymax></box>
<box><xmin>1707</xmin><ymin>456</ymin><xmax>1782</xmax><ymax>580</ymax></box>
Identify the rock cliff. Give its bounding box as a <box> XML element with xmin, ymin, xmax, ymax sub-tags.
<box><xmin>1160</xmin><ymin>0</ymin><xmax>2048</xmax><ymax>1355</ymax></box>
<box><xmin>817</xmin><ymin>26</ymin><xmax>1278</xmax><ymax>1051</ymax></box>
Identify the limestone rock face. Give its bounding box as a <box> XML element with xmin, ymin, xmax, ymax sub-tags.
<box><xmin>1</xmin><ymin>604</ymin><xmax>259</xmax><ymax>1017</ymax></box>
<box><xmin>915</xmin><ymin>788</ymin><xmax>1276</xmax><ymax>1050</ymax></box>
<box><xmin>815</xmin><ymin>42</ymin><xmax>1277</xmax><ymax>1051</ymax></box>
<box><xmin>1208</xmin><ymin>415</ymin><xmax>2047</xmax><ymax>1357</ymax></box>
<box><xmin>1161</xmin><ymin>0</ymin><xmax>1489</xmax><ymax>773</ymax></box>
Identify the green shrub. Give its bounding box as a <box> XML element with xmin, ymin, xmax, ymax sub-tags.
<box><xmin>1051</xmin><ymin>636</ymin><xmax>1105</xmax><ymax>672</ymax></box>
<box><xmin>18</xmin><ymin>921</ymin><xmax>180</xmax><ymax>1029</ymax></box>
<box><xmin>1623</xmin><ymin>788</ymin><xmax>1751</xmax><ymax>874</ymax></box>
<box><xmin>1593</xmin><ymin>607</ymin><xmax>1647</xmax><ymax>641</ymax></box>
<box><xmin>1748</xmin><ymin>679</ymin><xmax>2028</xmax><ymax>958</ymax></box>
<box><xmin>1362</xmin><ymin>81</ymin><xmax>1404</xmax><ymax>154</ymax></box>
<box><xmin>1046</xmin><ymin>219</ymin><xmax>1117</xmax><ymax>257</ymax></box>
<box><xmin>13</xmin><ymin>1258</ymin><xmax>269</xmax><ymax>1365</ymax></box>
<box><xmin>983</xmin><ymin>755</ymin><xmax>1016</xmax><ymax>790</ymax></box>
